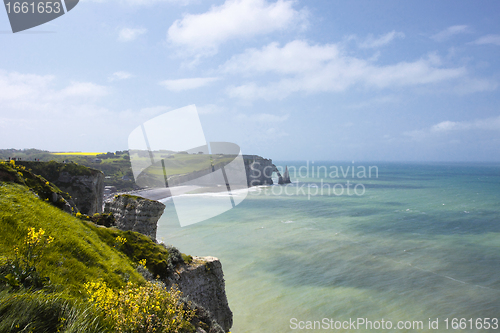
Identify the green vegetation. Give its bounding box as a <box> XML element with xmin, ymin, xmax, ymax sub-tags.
<box><xmin>0</xmin><ymin>289</ymin><xmax>109</xmax><ymax>333</ymax></box>
<box><xmin>133</xmin><ymin>154</ymin><xmax>236</xmax><ymax>188</ymax></box>
<box><xmin>84</xmin><ymin>280</ymin><xmax>195</xmax><ymax>333</ymax></box>
<box><xmin>0</xmin><ymin>149</ymin><xmax>136</xmax><ymax>192</ymax></box>
<box><xmin>0</xmin><ymin>149</ymin><xmax>241</xmax><ymax>193</ymax></box>
<box><xmin>88</xmin><ymin>225</ymin><xmax>189</xmax><ymax>280</ymax></box>
<box><xmin>17</xmin><ymin>160</ymin><xmax>94</xmax><ymax>180</ymax></box>
<box><xmin>0</xmin><ymin>160</ymin><xmax>74</xmax><ymax>211</ymax></box>
<box><xmin>0</xmin><ymin>183</ymin><xmax>144</xmax><ymax>295</ymax></box>
<box><xmin>0</xmin><ymin>180</ymin><xmax>203</xmax><ymax>332</ymax></box>
<box><xmin>0</xmin><ymin>227</ymin><xmax>54</xmax><ymax>290</ymax></box>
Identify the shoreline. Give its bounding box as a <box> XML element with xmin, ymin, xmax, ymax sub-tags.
<box><xmin>106</xmin><ymin>185</ymin><xmax>203</xmax><ymax>202</ymax></box>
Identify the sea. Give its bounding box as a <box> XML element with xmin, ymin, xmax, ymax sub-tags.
<box><xmin>156</xmin><ymin>162</ymin><xmax>500</xmax><ymax>332</ymax></box>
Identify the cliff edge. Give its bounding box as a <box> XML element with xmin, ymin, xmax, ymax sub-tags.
<box><xmin>18</xmin><ymin>161</ymin><xmax>104</xmax><ymax>215</ymax></box>
<box><xmin>104</xmin><ymin>194</ymin><xmax>165</xmax><ymax>240</ymax></box>
<box><xmin>167</xmin><ymin>256</ymin><xmax>233</xmax><ymax>332</ymax></box>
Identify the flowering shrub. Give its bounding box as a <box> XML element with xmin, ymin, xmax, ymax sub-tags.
<box><xmin>84</xmin><ymin>280</ymin><xmax>195</xmax><ymax>333</ymax></box>
<box><xmin>115</xmin><ymin>235</ymin><xmax>127</xmax><ymax>248</ymax></box>
<box><xmin>0</xmin><ymin>227</ymin><xmax>54</xmax><ymax>289</ymax></box>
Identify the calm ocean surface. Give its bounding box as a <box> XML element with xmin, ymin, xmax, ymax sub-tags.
<box><xmin>157</xmin><ymin>162</ymin><xmax>500</xmax><ymax>332</ymax></box>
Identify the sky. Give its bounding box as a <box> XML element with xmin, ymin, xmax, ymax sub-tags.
<box><xmin>1</xmin><ymin>0</ymin><xmax>500</xmax><ymax>161</ymax></box>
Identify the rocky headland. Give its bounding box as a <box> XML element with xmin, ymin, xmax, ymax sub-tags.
<box><xmin>104</xmin><ymin>194</ymin><xmax>165</xmax><ymax>240</ymax></box>
<box><xmin>18</xmin><ymin>160</ymin><xmax>104</xmax><ymax>215</ymax></box>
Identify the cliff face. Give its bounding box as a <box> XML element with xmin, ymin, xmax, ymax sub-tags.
<box><xmin>168</xmin><ymin>256</ymin><xmax>232</xmax><ymax>332</ymax></box>
<box><xmin>56</xmin><ymin>171</ymin><xmax>104</xmax><ymax>215</ymax></box>
<box><xmin>243</xmin><ymin>155</ymin><xmax>279</xmax><ymax>186</ymax></box>
<box><xmin>18</xmin><ymin>161</ymin><xmax>104</xmax><ymax>215</ymax></box>
<box><xmin>0</xmin><ymin>161</ymin><xmax>77</xmax><ymax>214</ymax></box>
<box><xmin>104</xmin><ymin>194</ymin><xmax>165</xmax><ymax>240</ymax></box>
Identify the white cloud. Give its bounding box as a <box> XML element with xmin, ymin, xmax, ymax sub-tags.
<box><xmin>0</xmin><ymin>70</ymin><xmax>110</xmax><ymax>133</ymax></box>
<box><xmin>351</xmin><ymin>31</ymin><xmax>405</xmax><ymax>49</ymax></box>
<box><xmin>223</xmin><ymin>40</ymin><xmax>469</xmax><ymax>100</ymax></box>
<box><xmin>235</xmin><ymin>113</ymin><xmax>288</xmax><ymax>122</ymax></box>
<box><xmin>347</xmin><ymin>95</ymin><xmax>399</xmax><ymax>109</ymax></box>
<box><xmin>108</xmin><ymin>71</ymin><xmax>133</xmax><ymax>81</ymax></box>
<box><xmin>60</xmin><ymin>82</ymin><xmax>109</xmax><ymax>98</ymax></box>
<box><xmin>0</xmin><ymin>70</ymin><xmax>177</xmax><ymax>151</ymax></box>
<box><xmin>265</xmin><ymin>127</ymin><xmax>288</xmax><ymax>137</ymax></box>
<box><xmin>197</xmin><ymin>104</ymin><xmax>225</xmax><ymax>115</ymax></box>
<box><xmin>118</xmin><ymin>27</ymin><xmax>147</xmax><ymax>42</ymax></box>
<box><xmin>0</xmin><ymin>71</ymin><xmax>55</xmax><ymax>102</ymax></box>
<box><xmin>0</xmin><ymin>71</ymin><xmax>108</xmax><ymax>109</ymax></box>
<box><xmin>159</xmin><ymin>77</ymin><xmax>220</xmax><ymax>91</ymax></box>
<box><xmin>139</xmin><ymin>106</ymin><xmax>171</xmax><ymax>117</ymax></box>
<box><xmin>167</xmin><ymin>0</ymin><xmax>307</xmax><ymax>56</ymax></box>
<box><xmin>471</xmin><ymin>34</ymin><xmax>500</xmax><ymax>46</ymax></box>
<box><xmin>405</xmin><ymin>115</ymin><xmax>500</xmax><ymax>140</ymax></box>
<box><xmin>431</xmin><ymin>117</ymin><xmax>500</xmax><ymax>132</ymax></box>
<box><xmin>451</xmin><ymin>77</ymin><xmax>498</xmax><ymax>94</ymax></box>
<box><xmin>431</xmin><ymin>25</ymin><xmax>470</xmax><ymax>41</ymax></box>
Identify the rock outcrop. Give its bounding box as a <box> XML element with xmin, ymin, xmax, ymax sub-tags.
<box><xmin>18</xmin><ymin>161</ymin><xmax>104</xmax><ymax>215</ymax></box>
<box><xmin>56</xmin><ymin>171</ymin><xmax>104</xmax><ymax>215</ymax></box>
<box><xmin>104</xmin><ymin>194</ymin><xmax>165</xmax><ymax>239</ymax></box>
<box><xmin>243</xmin><ymin>155</ymin><xmax>279</xmax><ymax>186</ymax></box>
<box><xmin>282</xmin><ymin>165</ymin><xmax>291</xmax><ymax>184</ymax></box>
<box><xmin>167</xmin><ymin>256</ymin><xmax>232</xmax><ymax>332</ymax></box>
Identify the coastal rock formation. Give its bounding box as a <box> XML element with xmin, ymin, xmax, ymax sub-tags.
<box><xmin>56</xmin><ymin>171</ymin><xmax>104</xmax><ymax>215</ymax></box>
<box><xmin>282</xmin><ymin>166</ymin><xmax>291</xmax><ymax>184</ymax></box>
<box><xmin>167</xmin><ymin>256</ymin><xmax>232</xmax><ymax>332</ymax></box>
<box><xmin>18</xmin><ymin>161</ymin><xmax>104</xmax><ymax>215</ymax></box>
<box><xmin>243</xmin><ymin>155</ymin><xmax>279</xmax><ymax>186</ymax></box>
<box><xmin>0</xmin><ymin>161</ymin><xmax>77</xmax><ymax>214</ymax></box>
<box><xmin>104</xmin><ymin>194</ymin><xmax>165</xmax><ymax>239</ymax></box>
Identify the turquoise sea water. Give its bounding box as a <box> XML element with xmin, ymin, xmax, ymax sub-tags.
<box><xmin>157</xmin><ymin>162</ymin><xmax>500</xmax><ymax>332</ymax></box>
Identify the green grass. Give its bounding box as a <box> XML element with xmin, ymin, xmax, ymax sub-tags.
<box><xmin>0</xmin><ymin>289</ymin><xmax>109</xmax><ymax>333</ymax></box>
<box><xmin>17</xmin><ymin>161</ymin><xmax>94</xmax><ymax>180</ymax></box>
<box><xmin>0</xmin><ymin>182</ymin><xmax>198</xmax><ymax>331</ymax></box>
<box><xmin>0</xmin><ymin>183</ymin><xmax>145</xmax><ymax>296</ymax></box>
<box><xmin>143</xmin><ymin>154</ymin><xmax>236</xmax><ymax>176</ymax></box>
<box><xmin>0</xmin><ymin>149</ymin><xmax>137</xmax><ymax>192</ymax></box>
<box><xmin>0</xmin><ymin>161</ymin><xmax>74</xmax><ymax>211</ymax></box>
<box><xmin>1</xmin><ymin>149</ymin><xmax>242</xmax><ymax>193</ymax></box>
<box><xmin>0</xmin><ymin>169</ymin><xmax>224</xmax><ymax>332</ymax></box>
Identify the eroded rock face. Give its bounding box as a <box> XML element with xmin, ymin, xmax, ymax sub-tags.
<box><xmin>168</xmin><ymin>256</ymin><xmax>232</xmax><ymax>332</ymax></box>
<box><xmin>17</xmin><ymin>161</ymin><xmax>104</xmax><ymax>215</ymax></box>
<box><xmin>104</xmin><ymin>194</ymin><xmax>165</xmax><ymax>239</ymax></box>
<box><xmin>56</xmin><ymin>171</ymin><xmax>104</xmax><ymax>215</ymax></box>
<box><xmin>243</xmin><ymin>155</ymin><xmax>278</xmax><ymax>186</ymax></box>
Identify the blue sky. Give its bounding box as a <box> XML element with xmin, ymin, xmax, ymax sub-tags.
<box><xmin>1</xmin><ymin>0</ymin><xmax>500</xmax><ymax>161</ymax></box>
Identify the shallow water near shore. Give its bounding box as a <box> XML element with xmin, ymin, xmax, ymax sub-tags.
<box><xmin>157</xmin><ymin>162</ymin><xmax>500</xmax><ymax>332</ymax></box>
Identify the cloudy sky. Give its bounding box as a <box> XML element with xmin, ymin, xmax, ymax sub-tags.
<box><xmin>1</xmin><ymin>0</ymin><xmax>500</xmax><ymax>161</ymax></box>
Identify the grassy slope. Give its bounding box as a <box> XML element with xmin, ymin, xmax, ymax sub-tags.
<box><xmin>0</xmin><ymin>167</ymin><xmax>221</xmax><ymax>333</ymax></box>
<box><xmin>0</xmin><ymin>182</ymin><xmax>145</xmax><ymax>296</ymax></box>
